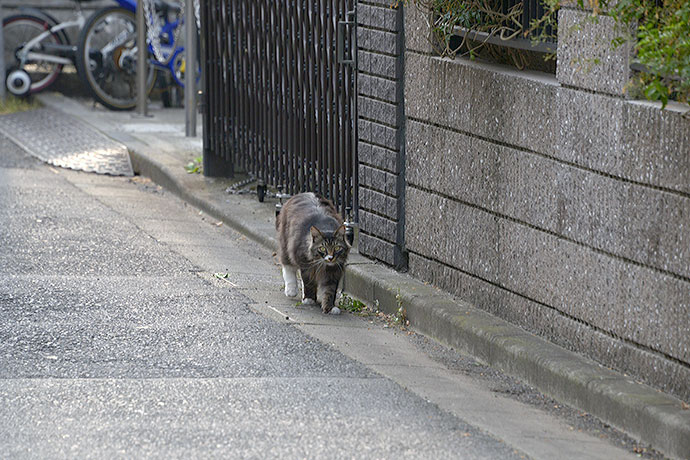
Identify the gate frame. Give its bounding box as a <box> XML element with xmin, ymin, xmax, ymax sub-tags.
<box><xmin>200</xmin><ymin>0</ymin><xmax>360</xmax><ymax>222</ymax></box>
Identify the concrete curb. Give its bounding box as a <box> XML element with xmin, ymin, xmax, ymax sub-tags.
<box><xmin>343</xmin><ymin>264</ymin><xmax>690</xmax><ymax>459</ymax></box>
<box><xmin>39</xmin><ymin>95</ymin><xmax>690</xmax><ymax>459</ymax></box>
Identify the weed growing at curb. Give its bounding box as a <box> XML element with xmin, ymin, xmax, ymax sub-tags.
<box><xmin>392</xmin><ymin>291</ymin><xmax>409</xmax><ymax>328</ymax></box>
<box><xmin>185</xmin><ymin>156</ymin><xmax>203</xmax><ymax>174</ymax></box>
<box><xmin>338</xmin><ymin>292</ymin><xmax>366</xmax><ymax>313</ymax></box>
<box><xmin>339</xmin><ymin>292</ymin><xmax>411</xmax><ymax>331</ymax></box>
<box><xmin>0</xmin><ymin>95</ymin><xmax>41</xmax><ymax>115</ymax></box>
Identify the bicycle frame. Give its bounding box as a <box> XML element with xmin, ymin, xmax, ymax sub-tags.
<box><xmin>114</xmin><ymin>0</ymin><xmax>188</xmax><ymax>87</ymax></box>
<box><xmin>16</xmin><ymin>9</ymin><xmax>87</xmax><ymax>67</ymax></box>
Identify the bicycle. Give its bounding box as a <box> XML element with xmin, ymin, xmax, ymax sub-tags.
<box><xmin>2</xmin><ymin>0</ymin><xmax>91</xmax><ymax>96</ymax></box>
<box><xmin>76</xmin><ymin>0</ymin><xmax>196</xmax><ymax>111</ymax></box>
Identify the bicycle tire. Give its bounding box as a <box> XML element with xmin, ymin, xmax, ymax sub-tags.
<box><xmin>76</xmin><ymin>6</ymin><xmax>156</xmax><ymax>111</ymax></box>
<box><xmin>2</xmin><ymin>14</ymin><xmax>64</xmax><ymax>94</ymax></box>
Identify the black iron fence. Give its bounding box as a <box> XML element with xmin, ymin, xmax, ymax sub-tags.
<box><xmin>200</xmin><ymin>0</ymin><xmax>358</xmax><ymax>217</ymax></box>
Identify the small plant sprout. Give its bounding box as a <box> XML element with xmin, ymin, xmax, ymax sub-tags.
<box><xmin>338</xmin><ymin>292</ymin><xmax>367</xmax><ymax>313</ymax></box>
<box><xmin>393</xmin><ymin>291</ymin><xmax>409</xmax><ymax>327</ymax></box>
<box><xmin>185</xmin><ymin>156</ymin><xmax>203</xmax><ymax>174</ymax></box>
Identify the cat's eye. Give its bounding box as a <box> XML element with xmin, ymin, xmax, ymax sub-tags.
<box><xmin>318</xmin><ymin>246</ymin><xmax>326</xmax><ymax>253</ymax></box>
<box><xmin>334</xmin><ymin>246</ymin><xmax>343</xmax><ymax>254</ymax></box>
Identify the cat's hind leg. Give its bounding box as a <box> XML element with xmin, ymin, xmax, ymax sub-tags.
<box><xmin>281</xmin><ymin>265</ymin><xmax>298</xmax><ymax>297</ymax></box>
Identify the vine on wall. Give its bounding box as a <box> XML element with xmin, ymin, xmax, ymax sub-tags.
<box><xmin>399</xmin><ymin>0</ymin><xmax>690</xmax><ymax>107</ymax></box>
<box><xmin>397</xmin><ymin>0</ymin><xmax>558</xmax><ymax>63</ymax></box>
<box><xmin>606</xmin><ymin>0</ymin><xmax>689</xmax><ymax>107</ymax></box>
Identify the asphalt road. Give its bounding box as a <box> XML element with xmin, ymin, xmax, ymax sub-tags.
<box><xmin>0</xmin><ymin>132</ymin><xmax>643</xmax><ymax>459</ymax></box>
<box><xmin>0</xmin><ymin>134</ymin><xmax>527</xmax><ymax>458</ymax></box>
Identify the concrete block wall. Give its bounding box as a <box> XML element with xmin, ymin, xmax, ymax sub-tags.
<box><xmin>402</xmin><ymin>4</ymin><xmax>690</xmax><ymax>400</ymax></box>
<box><xmin>356</xmin><ymin>1</ymin><xmax>406</xmax><ymax>268</ymax></box>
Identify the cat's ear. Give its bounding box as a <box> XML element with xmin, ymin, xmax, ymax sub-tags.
<box><xmin>334</xmin><ymin>224</ymin><xmax>348</xmax><ymax>244</ymax></box>
<box><xmin>310</xmin><ymin>226</ymin><xmax>323</xmax><ymax>241</ymax></box>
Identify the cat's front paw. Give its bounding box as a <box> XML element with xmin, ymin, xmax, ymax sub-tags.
<box><xmin>302</xmin><ymin>298</ymin><xmax>317</xmax><ymax>305</ymax></box>
<box><xmin>321</xmin><ymin>305</ymin><xmax>341</xmax><ymax>315</ymax></box>
<box><xmin>284</xmin><ymin>284</ymin><xmax>298</xmax><ymax>297</ymax></box>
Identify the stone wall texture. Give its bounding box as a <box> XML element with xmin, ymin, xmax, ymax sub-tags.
<box><xmin>401</xmin><ymin>5</ymin><xmax>690</xmax><ymax>400</ymax></box>
<box><xmin>356</xmin><ymin>1</ymin><xmax>406</xmax><ymax>268</ymax></box>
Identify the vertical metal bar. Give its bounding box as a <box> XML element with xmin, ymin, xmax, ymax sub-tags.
<box><xmin>257</xmin><ymin>0</ymin><xmax>264</xmax><ymax>181</ymax></box>
<box><xmin>239</xmin><ymin>0</ymin><xmax>248</xmax><ymax>172</ymax></box>
<box><xmin>207</xmin><ymin>1</ymin><xmax>215</xmax><ymax>162</ymax></box>
<box><xmin>230</xmin><ymin>0</ymin><xmax>239</xmax><ymax>169</ymax></box>
<box><xmin>265</xmin><ymin>0</ymin><xmax>273</xmax><ymax>187</ymax></box>
<box><xmin>221</xmin><ymin>1</ymin><xmax>230</xmax><ymax>165</ymax></box>
<box><xmin>136</xmin><ymin>0</ymin><xmax>147</xmax><ymax>116</ymax></box>
<box><xmin>330</xmin><ymin>0</ymin><xmax>338</xmax><ymax>206</ymax></box>
<box><xmin>262</xmin><ymin>0</ymin><xmax>271</xmax><ymax>186</ymax></box>
<box><xmin>249</xmin><ymin>0</ymin><xmax>256</xmax><ymax>177</ymax></box>
<box><xmin>336</xmin><ymin>0</ymin><xmax>345</xmax><ymax>213</ymax></box>
<box><xmin>306</xmin><ymin>0</ymin><xmax>316</xmax><ymax>194</ymax></box>
<box><xmin>295</xmin><ymin>1</ymin><xmax>305</xmax><ymax>192</ymax></box>
<box><xmin>297</xmin><ymin>0</ymin><xmax>309</xmax><ymax>191</ymax></box>
<box><xmin>265</xmin><ymin>0</ymin><xmax>272</xmax><ymax>187</ymax></box>
<box><xmin>0</xmin><ymin>4</ymin><xmax>6</xmax><ymax>104</ymax></box>
<box><xmin>248</xmin><ymin>0</ymin><xmax>256</xmax><ymax>176</ymax></box>
<box><xmin>342</xmin><ymin>2</ymin><xmax>351</xmax><ymax>215</ymax></box>
<box><xmin>245</xmin><ymin>0</ymin><xmax>253</xmax><ymax>175</ymax></box>
<box><xmin>256</xmin><ymin>0</ymin><xmax>264</xmax><ymax>182</ymax></box>
<box><xmin>200</xmin><ymin>0</ymin><xmax>209</xmax><ymax>155</ymax></box>
<box><xmin>212</xmin><ymin>1</ymin><xmax>220</xmax><ymax>164</ymax></box>
<box><xmin>346</xmin><ymin>3</ymin><xmax>356</xmax><ymax>216</ymax></box>
<box><xmin>271</xmin><ymin>0</ymin><xmax>280</xmax><ymax>189</ymax></box>
<box><xmin>277</xmin><ymin>0</ymin><xmax>285</xmax><ymax>190</ymax></box>
<box><xmin>233</xmin><ymin>0</ymin><xmax>241</xmax><ymax>170</ymax></box>
<box><xmin>522</xmin><ymin>0</ymin><xmax>531</xmax><ymax>33</ymax></box>
<box><xmin>185</xmin><ymin>0</ymin><xmax>197</xmax><ymax>137</ymax></box>
<box><xmin>271</xmin><ymin>0</ymin><xmax>277</xmax><ymax>187</ymax></box>
<box><xmin>326</xmin><ymin>0</ymin><xmax>336</xmax><ymax>204</ymax></box>
<box><xmin>316</xmin><ymin>0</ymin><xmax>326</xmax><ymax>198</ymax></box>
<box><xmin>352</xmin><ymin>0</ymin><xmax>359</xmax><ymax>222</ymax></box>
<box><xmin>286</xmin><ymin>0</ymin><xmax>296</xmax><ymax>195</ymax></box>
<box><xmin>287</xmin><ymin>0</ymin><xmax>297</xmax><ymax>195</ymax></box>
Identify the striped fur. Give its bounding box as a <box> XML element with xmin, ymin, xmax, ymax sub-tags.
<box><xmin>276</xmin><ymin>193</ymin><xmax>350</xmax><ymax>313</ymax></box>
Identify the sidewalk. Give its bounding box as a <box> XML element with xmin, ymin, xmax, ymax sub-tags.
<box><xmin>38</xmin><ymin>92</ymin><xmax>690</xmax><ymax>459</ymax></box>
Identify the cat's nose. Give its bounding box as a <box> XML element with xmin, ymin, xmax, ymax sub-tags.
<box><xmin>324</xmin><ymin>255</ymin><xmax>333</xmax><ymax>261</ymax></box>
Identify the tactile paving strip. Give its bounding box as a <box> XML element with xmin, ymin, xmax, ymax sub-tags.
<box><xmin>0</xmin><ymin>107</ymin><xmax>133</xmax><ymax>176</ymax></box>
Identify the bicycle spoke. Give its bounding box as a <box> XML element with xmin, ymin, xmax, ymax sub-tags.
<box><xmin>2</xmin><ymin>15</ymin><xmax>63</xmax><ymax>93</ymax></box>
<box><xmin>78</xmin><ymin>7</ymin><xmax>156</xmax><ymax>110</ymax></box>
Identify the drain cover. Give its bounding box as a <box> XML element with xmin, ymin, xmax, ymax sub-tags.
<box><xmin>0</xmin><ymin>107</ymin><xmax>133</xmax><ymax>176</ymax></box>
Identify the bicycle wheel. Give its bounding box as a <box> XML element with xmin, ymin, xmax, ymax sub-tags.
<box><xmin>76</xmin><ymin>7</ymin><xmax>156</xmax><ymax>111</ymax></box>
<box><xmin>2</xmin><ymin>14</ymin><xmax>64</xmax><ymax>94</ymax></box>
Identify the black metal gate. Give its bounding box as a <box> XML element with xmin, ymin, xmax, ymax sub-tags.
<box><xmin>200</xmin><ymin>0</ymin><xmax>358</xmax><ymax>217</ymax></box>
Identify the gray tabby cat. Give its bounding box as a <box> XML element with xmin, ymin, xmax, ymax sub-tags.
<box><xmin>276</xmin><ymin>192</ymin><xmax>350</xmax><ymax>315</ymax></box>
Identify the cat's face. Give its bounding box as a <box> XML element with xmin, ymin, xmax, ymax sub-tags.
<box><xmin>310</xmin><ymin>225</ymin><xmax>350</xmax><ymax>266</ymax></box>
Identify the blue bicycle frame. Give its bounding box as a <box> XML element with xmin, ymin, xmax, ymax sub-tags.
<box><xmin>115</xmin><ymin>0</ymin><xmax>188</xmax><ymax>87</ymax></box>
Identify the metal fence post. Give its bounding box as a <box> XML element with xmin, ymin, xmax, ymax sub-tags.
<box><xmin>0</xmin><ymin>4</ymin><xmax>6</xmax><ymax>104</ymax></box>
<box><xmin>184</xmin><ymin>0</ymin><xmax>197</xmax><ymax>137</ymax></box>
<box><xmin>136</xmin><ymin>0</ymin><xmax>147</xmax><ymax>116</ymax></box>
